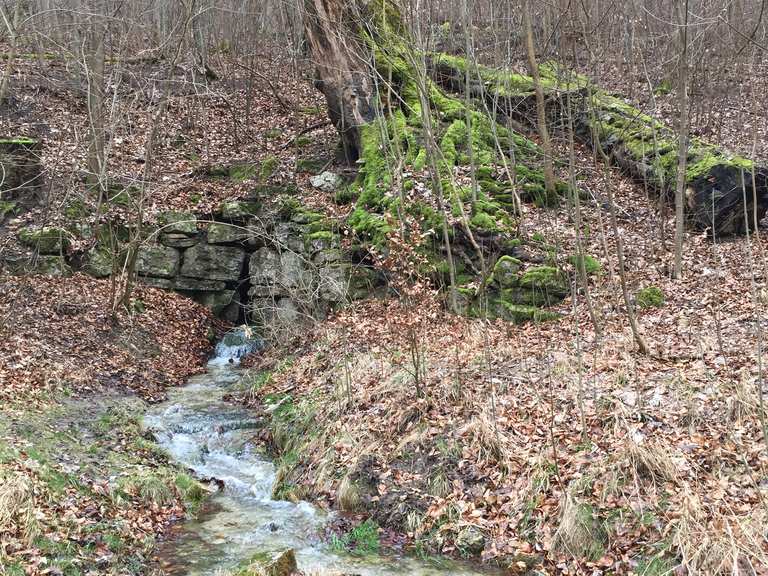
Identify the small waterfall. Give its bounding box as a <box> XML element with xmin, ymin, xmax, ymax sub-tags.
<box><xmin>210</xmin><ymin>326</ymin><xmax>263</xmax><ymax>365</ymax></box>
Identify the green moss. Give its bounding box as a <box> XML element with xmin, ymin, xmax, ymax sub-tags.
<box><xmin>330</xmin><ymin>519</ymin><xmax>381</xmax><ymax>556</ymax></box>
<box><xmin>469</xmin><ymin>211</ymin><xmax>497</xmax><ymax>231</ymax></box>
<box><xmin>18</xmin><ymin>226</ymin><xmax>69</xmax><ymax>254</ymax></box>
<box><xmin>348</xmin><ymin>207</ymin><xmax>392</xmax><ymax>245</ymax></box>
<box><xmin>264</xmin><ymin>128</ymin><xmax>282</xmax><ymax>140</ymax></box>
<box><xmin>569</xmin><ymin>253</ymin><xmax>602</xmax><ymax>275</ymax></box>
<box><xmin>636</xmin><ymin>286</ymin><xmax>665</xmax><ymax>309</ymax></box>
<box><xmin>491</xmin><ymin>255</ymin><xmax>522</xmax><ymax>288</ymax></box>
<box><xmin>520</xmin><ymin>266</ymin><xmax>567</xmax><ymax>292</ymax></box>
<box><xmin>296</xmin><ymin>157</ymin><xmax>327</xmax><ymax>174</ymax></box>
<box><xmin>227</xmin><ymin>162</ymin><xmax>259</xmax><ymax>182</ymax></box>
<box><xmin>259</xmin><ymin>156</ymin><xmax>279</xmax><ymax>180</ymax></box>
<box><xmin>295</xmin><ymin>135</ymin><xmax>312</xmax><ymax>148</ymax></box>
<box><xmin>498</xmin><ymin>302</ymin><xmax>560</xmax><ymax>324</ymax></box>
<box><xmin>0</xmin><ymin>200</ymin><xmax>18</xmax><ymax>219</ymax></box>
<box><xmin>64</xmin><ymin>199</ymin><xmax>90</xmax><ymax>219</ymax></box>
<box><xmin>0</xmin><ymin>137</ymin><xmax>37</xmax><ymax>145</ymax></box>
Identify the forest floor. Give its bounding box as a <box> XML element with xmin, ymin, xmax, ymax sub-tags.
<box><xmin>2</xmin><ymin>40</ymin><xmax>768</xmax><ymax>575</ymax></box>
<box><xmin>0</xmin><ymin>274</ymin><xmax>215</xmax><ymax>574</ymax></box>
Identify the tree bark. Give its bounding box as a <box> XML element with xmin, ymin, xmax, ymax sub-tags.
<box><xmin>303</xmin><ymin>0</ymin><xmax>378</xmax><ymax>162</ymax></box>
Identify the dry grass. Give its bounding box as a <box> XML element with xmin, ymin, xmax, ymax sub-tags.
<box><xmin>625</xmin><ymin>439</ymin><xmax>679</xmax><ymax>486</ymax></box>
<box><xmin>551</xmin><ymin>493</ymin><xmax>607</xmax><ymax>561</ymax></box>
<box><xmin>0</xmin><ymin>471</ymin><xmax>36</xmax><ymax>545</ymax></box>
<box><xmin>461</xmin><ymin>409</ymin><xmax>518</xmax><ymax>473</ymax></box>
<box><xmin>671</xmin><ymin>491</ymin><xmax>768</xmax><ymax>575</ymax></box>
<box><xmin>336</xmin><ymin>473</ymin><xmax>361</xmax><ymax>511</ymax></box>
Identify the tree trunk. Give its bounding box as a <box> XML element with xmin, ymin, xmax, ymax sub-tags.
<box><xmin>302</xmin><ymin>0</ymin><xmax>378</xmax><ymax>162</ymax></box>
<box><xmin>302</xmin><ymin>0</ymin><xmax>570</xmax><ymax>325</ymax></box>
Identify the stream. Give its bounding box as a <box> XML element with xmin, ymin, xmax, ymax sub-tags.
<box><xmin>143</xmin><ymin>333</ymin><xmax>497</xmax><ymax>576</ymax></box>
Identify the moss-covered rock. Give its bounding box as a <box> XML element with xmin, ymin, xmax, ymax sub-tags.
<box><xmin>158</xmin><ymin>211</ymin><xmax>197</xmax><ymax>235</ymax></box>
<box><xmin>490</xmin><ymin>256</ymin><xmax>522</xmax><ymax>288</ymax></box>
<box><xmin>234</xmin><ymin>549</ymin><xmax>297</xmax><ymax>576</ymax></box>
<box><xmin>217</xmin><ymin>200</ymin><xmax>260</xmax><ymax>221</ymax></box>
<box><xmin>18</xmin><ymin>226</ymin><xmax>69</xmax><ymax>254</ymax></box>
<box><xmin>136</xmin><ymin>244</ymin><xmax>180</xmax><ymax>278</ymax></box>
<box><xmin>207</xmin><ymin>222</ymin><xmax>247</xmax><ymax>245</ymax></box>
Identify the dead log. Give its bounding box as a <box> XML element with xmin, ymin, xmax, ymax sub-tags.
<box><xmin>429</xmin><ymin>55</ymin><xmax>768</xmax><ymax>236</ymax></box>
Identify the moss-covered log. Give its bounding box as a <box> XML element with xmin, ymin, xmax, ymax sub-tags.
<box><xmin>430</xmin><ymin>55</ymin><xmax>768</xmax><ymax>236</ymax></box>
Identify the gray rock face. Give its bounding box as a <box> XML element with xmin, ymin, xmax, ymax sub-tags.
<box><xmin>207</xmin><ymin>222</ymin><xmax>247</xmax><ymax>245</ymax></box>
<box><xmin>249</xmin><ymin>247</ymin><xmax>281</xmax><ymax>287</ymax></box>
<box><xmin>158</xmin><ymin>211</ymin><xmax>197</xmax><ymax>235</ymax></box>
<box><xmin>183</xmin><ymin>290</ymin><xmax>239</xmax><ymax>323</ymax></box>
<box><xmin>137</xmin><ymin>244</ymin><xmax>180</xmax><ymax>278</ymax></box>
<box><xmin>310</xmin><ymin>171</ymin><xmax>343</xmax><ymax>192</ymax></box>
<box><xmin>174</xmin><ymin>276</ymin><xmax>227</xmax><ymax>291</ymax></box>
<box><xmin>181</xmin><ymin>244</ymin><xmax>245</xmax><ymax>282</ymax></box>
<box><xmin>84</xmin><ymin>247</ymin><xmax>114</xmax><ymax>278</ymax></box>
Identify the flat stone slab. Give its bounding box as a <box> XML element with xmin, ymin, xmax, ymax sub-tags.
<box><xmin>181</xmin><ymin>243</ymin><xmax>245</xmax><ymax>282</ymax></box>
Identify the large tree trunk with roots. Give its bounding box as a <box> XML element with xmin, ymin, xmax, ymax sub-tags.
<box><xmin>302</xmin><ymin>0</ymin><xmax>570</xmax><ymax>324</ymax></box>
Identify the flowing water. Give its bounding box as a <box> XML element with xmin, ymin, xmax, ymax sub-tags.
<box><xmin>144</xmin><ymin>332</ymin><xmax>496</xmax><ymax>576</ymax></box>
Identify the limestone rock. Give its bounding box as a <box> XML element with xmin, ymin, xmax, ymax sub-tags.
<box><xmin>456</xmin><ymin>526</ymin><xmax>486</xmax><ymax>555</ymax></box>
<box><xmin>174</xmin><ymin>276</ymin><xmax>227</xmax><ymax>291</ymax></box>
<box><xmin>318</xmin><ymin>264</ymin><xmax>348</xmax><ymax>302</ymax></box>
<box><xmin>138</xmin><ymin>276</ymin><xmax>175</xmax><ymax>290</ymax></box>
<box><xmin>160</xmin><ymin>232</ymin><xmax>200</xmax><ymax>248</ymax></box>
<box><xmin>310</xmin><ymin>171</ymin><xmax>343</xmax><ymax>192</ymax></box>
<box><xmin>249</xmin><ymin>247</ymin><xmax>281</xmax><ymax>287</ymax></box>
<box><xmin>250</xmin><ymin>297</ymin><xmax>301</xmax><ymax>328</ymax></box>
<box><xmin>181</xmin><ymin>244</ymin><xmax>245</xmax><ymax>282</ymax></box>
<box><xmin>83</xmin><ymin>247</ymin><xmax>114</xmax><ymax>278</ymax></box>
<box><xmin>491</xmin><ymin>256</ymin><xmax>522</xmax><ymax>288</ymax></box>
<box><xmin>278</xmin><ymin>251</ymin><xmax>307</xmax><ymax>289</ymax></box>
<box><xmin>18</xmin><ymin>226</ymin><xmax>69</xmax><ymax>255</ymax></box>
<box><xmin>240</xmin><ymin>548</ymin><xmax>297</xmax><ymax>576</ymax></box>
<box><xmin>207</xmin><ymin>222</ymin><xmax>247</xmax><ymax>245</ymax></box>
<box><xmin>183</xmin><ymin>290</ymin><xmax>239</xmax><ymax>323</ymax></box>
<box><xmin>217</xmin><ymin>199</ymin><xmax>260</xmax><ymax>221</ymax></box>
<box><xmin>136</xmin><ymin>244</ymin><xmax>180</xmax><ymax>278</ymax></box>
<box><xmin>158</xmin><ymin>211</ymin><xmax>197</xmax><ymax>235</ymax></box>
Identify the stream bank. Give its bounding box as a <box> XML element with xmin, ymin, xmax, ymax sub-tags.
<box><xmin>143</xmin><ymin>331</ymin><xmax>500</xmax><ymax>576</ymax></box>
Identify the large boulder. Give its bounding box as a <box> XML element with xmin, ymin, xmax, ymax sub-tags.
<box><xmin>249</xmin><ymin>247</ymin><xmax>282</xmax><ymax>287</ymax></box>
<box><xmin>136</xmin><ymin>244</ymin><xmax>180</xmax><ymax>278</ymax></box>
<box><xmin>181</xmin><ymin>244</ymin><xmax>245</xmax><ymax>282</ymax></box>
<box><xmin>158</xmin><ymin>211</ymin><xmax>197</xmax><ymax>235</ymax></box>
<box><xmin>207</xmin><ymin>222</ymin><xmax>248</xmax><ymax>245</ymax></box>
